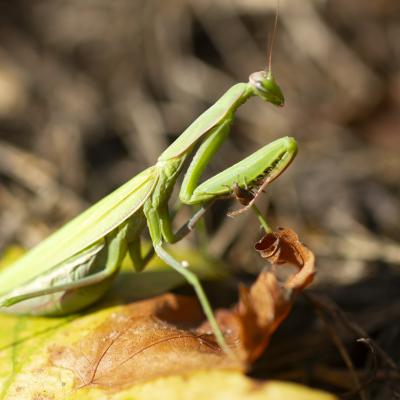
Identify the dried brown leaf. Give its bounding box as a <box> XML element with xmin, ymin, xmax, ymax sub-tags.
<box><xmin>50</xmin><ymin>294</ymin><xmax>239</xmax><ymax>391</ymax></box>
<box><xmin>206</xmin><ymin>271</ymin><xmax>292</xmax><ymax>363</ymax></box>
<box><xmin>217</xmin><ymin>227</ymin><xmax>316</xmax><ymax>361</ymax></box>
<box><xmin>254</xmin><ymin>227</ymin><xmax>316</xmax><ymax>290</ymax></box>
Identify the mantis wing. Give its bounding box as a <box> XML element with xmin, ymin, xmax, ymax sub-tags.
<box><xmin>0</xmin><ymin>166</ymin><xmax>159</xmax><ymax>294</ymax></box>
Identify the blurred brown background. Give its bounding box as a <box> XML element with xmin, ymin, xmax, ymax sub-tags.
<box><xmin>0</xmin><ymin>0</ymin><xmax>399</xmax><ymax>397</ymax></box>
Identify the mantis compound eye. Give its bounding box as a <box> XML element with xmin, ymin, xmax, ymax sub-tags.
<box><xmin>249</xmin><ymin>70</ymin><xmax>285</xmax><ymax>107</ymax></box>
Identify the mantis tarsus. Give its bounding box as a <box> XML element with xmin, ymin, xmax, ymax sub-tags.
<box><xmin>231</xmin><ymin>182</ymin><xmax>257</xmax><ymax>206</ymax></box>
<box><xmin>0</xmin><ymin>69</ymin><xmax>297</xmax><ymax>355</ymax></box>
<box><xmin>227</xmin><ymin>177</ymin><xmax>276</xmax><ymax>234</ymax></box>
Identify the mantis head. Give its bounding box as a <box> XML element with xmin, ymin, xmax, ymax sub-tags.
<box><xmin>249</xmin><ymin>70</ymin><xmax>284</xmax><ymax>107</ymax></box>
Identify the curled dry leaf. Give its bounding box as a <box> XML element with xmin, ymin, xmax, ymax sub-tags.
<box><xmin>212</xmin><ymin>229</ymin><xmax>315</xmax><ymax>362</ymax></box>
<box><xmin>208</xmin><ymin>227</ymin><xmax>315</xmax><ymax>362</ymax></box>
<box><xmin>224</xmin><ymin>227</ymin><xmax>316</xmax><ymax>361</ymax></box>
<box><xmin>254</xmin><ymin>227</ymin><xmax>316</xmax><ymax>290</ymax></box>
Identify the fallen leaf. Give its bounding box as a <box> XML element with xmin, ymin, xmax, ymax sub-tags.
<box><xmin>201</xmin><ymin>271</ymin><xmax>294</xmax><ymax>363</ymax></box>
<box><xmin>254</xmin><ymin>227</ymin><xmax>316</xmax><ymax>290</ymax></box>
<box><xmin>50</xmin><ymin>294</ymin><xmax>237</xmax><ymax>391</ymax></box>
<box><xmin>217</xmin><ymin>227</ymin><xmax>316</xmax><ymax>361</ymax></box>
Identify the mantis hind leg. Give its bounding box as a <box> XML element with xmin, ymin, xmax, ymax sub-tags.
<box><xmin>125</xmin><ymin>211</ymin><xmax>149</xmax><ymax>272</ymax></box>
<box><xmin>154</xmin><ymin>244</ymin><xmax>234</xmax><ymax>358</ymax></box>
<box><xmin>145</xmin><ymin>192</ymin><xmax>234</xmax><ymax>356</ymax></box>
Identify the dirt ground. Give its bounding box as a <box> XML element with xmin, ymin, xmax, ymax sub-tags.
<box><xmin>0</xmin><ymin>1</ymin><xmax>399</xmax><ymax>398</ymax></box>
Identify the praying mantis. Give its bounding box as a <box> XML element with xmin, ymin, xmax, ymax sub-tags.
<box><xmin>0</xmin><ymin>68</ymin><xmax>297</xmax><ymax>355</ymax></box>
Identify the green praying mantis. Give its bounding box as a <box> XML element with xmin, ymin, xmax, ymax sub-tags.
<box><xmin>0</xmin><ymin>67</ymin><xmax>297</xmax><ymax>355</ymax></box>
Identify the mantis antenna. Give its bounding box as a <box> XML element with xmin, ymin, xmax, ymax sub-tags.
<box><xmin>267</xmin><ymin>1</ymin><xmax>279</xmax><ymax>73</ymax></box>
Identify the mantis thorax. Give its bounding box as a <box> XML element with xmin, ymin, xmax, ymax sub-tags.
<box><xmin>152</xmin><ymin>156</ymin><xmax>186</xmax><ymax>207</ymax></box>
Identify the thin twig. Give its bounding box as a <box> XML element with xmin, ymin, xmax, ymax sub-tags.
<box><xmin>312</xmin><ymin>302</ymin><xmax>368</xmax><ymax>400</ymax></box>
<box><xmin>305</xmin><ymin>292</ymin><xmax>398</xmax><ymax>371</ymax></box>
